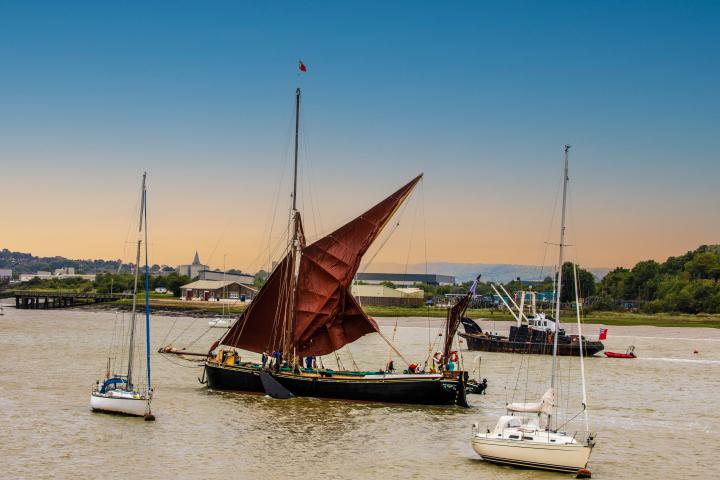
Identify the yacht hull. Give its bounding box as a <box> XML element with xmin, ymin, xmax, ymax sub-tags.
<box><xmin>471</xmin><ymin>436</ymin><xmax>592</xmax><ymax>472</ymax></box>
<box><xmin>90</xmin><ymin>393</ymin><xmax>149</xmax><ymax>417</ymax></box>
<box><xmin>205</xmin><ymin>362</ymin><xmax>468</xmax><ymax>406</ymax></box>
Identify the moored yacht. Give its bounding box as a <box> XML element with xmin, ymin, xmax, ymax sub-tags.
<box><xmin>471</xmin><ymin>146</ymin><xmax>596</xmax><ymax>474</ymax></box>
<box><xmin>90</xmin><ymin>173</ymin><xmax>154</xmax><ymax>420</ymax></box>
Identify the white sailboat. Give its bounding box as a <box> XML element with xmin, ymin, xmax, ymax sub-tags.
<box><xmin>208</xmin><ymin>255</ymin><xmax>234</xmax><ymax>328</ymax></box>
<box><xmin>471</xmin><ymin>146</ymin><xmax>595</xmax><ymax>474</ymax></box>
<box><xmin>91</xmin><ymin>173</ymin><xmax>155</xmax><ymax>420</ymax></box>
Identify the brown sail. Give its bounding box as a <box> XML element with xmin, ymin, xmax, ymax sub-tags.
<box><xmin>294</xmin><ymin>174</ymin><xmax>423</xmax><ymax>355</ymax></box>
<box><xmin>221</xmin><ymin>254</ymin><xmax>294</xmax><ymax>354</ymax></box>
<box><xmin>442</xmin><ymin>276</ymin><xmax>479</xmax><ymax>365</ymax></box>
<box><xmin>221</xmin><ymin>174</ymin><xmax>422</xmax><ymax>356</ymax></box>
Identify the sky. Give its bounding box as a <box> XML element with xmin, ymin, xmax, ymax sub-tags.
<box><xmin>1</xmin><ymin>1</ymin><xmax>718</xmax><ymax>273</ymax></box>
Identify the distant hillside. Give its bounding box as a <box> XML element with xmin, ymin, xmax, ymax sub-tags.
<box><xmin>0</xmin><ymin>249</ymin><xmax>124</xmax><ymax>275</ymax></box>
<box><xmin>0</xmin><ymin>248</ymin><xmax>610</xmax><ymax>282</ymax></box>
<box><xmin>367</xmin><ymin>261</ymin><xmax>610</xmax><ymax>283</ymax></box>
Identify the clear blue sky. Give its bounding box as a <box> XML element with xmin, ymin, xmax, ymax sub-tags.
<box><xmin>1</xmin><ymin>1</ymin><xmax>718</xmax><ymax>269</ymax></box>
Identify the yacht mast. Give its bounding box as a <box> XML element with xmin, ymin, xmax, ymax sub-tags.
<box><xmin>550</xmin><ymin>145</ymin><xmax>570</xmax><ymax>419</ymax></box>
<box><xmin>127</xmin><ymin>172</ymin><xmax>146</xmax><ymax>390</ymax></box>
<box><xmin>143</xmin><ymin>174</ymin><xmax>151</xmax><ymax>391</ymax></box>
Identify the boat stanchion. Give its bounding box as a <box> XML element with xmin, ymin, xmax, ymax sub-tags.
<box><xmin>576</xmin><ymin>468</ymin><xmax>592</xmax><ymax>478</ymax></box>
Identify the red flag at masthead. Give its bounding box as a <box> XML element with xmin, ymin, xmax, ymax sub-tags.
<box><xmin>299</xmin><ymin>60</ymin><xmax>307</xmax><ymax>72</ymax></box>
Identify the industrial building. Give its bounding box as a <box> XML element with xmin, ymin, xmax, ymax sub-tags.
<box><xmin>19</xmin><ymin>267</ymin><xmax>96</xmax><ymax>282</ymax></box>
<box><xmin>198</xmin><ymin>269</ymin><xmax>254</xmax><ymax>285</ymax></box>
<box><xmin>350</xmin><ymin>284</ymin><xmax>425</xmax><ymax>307</ymax></box>
<box><xmin>355</xmin><ymin>272</ymin><xmax>455</xmax><ymax>287</ymax></box>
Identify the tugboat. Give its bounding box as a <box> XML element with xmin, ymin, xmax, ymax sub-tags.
<box><xmin>460</xmin><ymin>304</ymin><xmax>604</xmax><ymax>357</ymax></box>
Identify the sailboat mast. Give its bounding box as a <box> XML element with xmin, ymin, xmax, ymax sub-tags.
<box><xmin>293</xmin><ymin>88</ymin><xmax>301</xmax><ymax>212</ymax></box>
<box><xmin>284</xmin><ymin>88</ymin><xmax>302</xmax><ymax>359</ymax></box>
<box><xmin>143</xmin><ymin>174</ymin><xmax>151</xmax><ymax>391</ymax></box>
<box><xmin>126</xmin><ymin>172</ymin><xmax>146</xmax><ymax>390</ymax></box>
<box><xmin>551</xmin><ymin>145</ymin><xmax>570</xmax><ymax>391</ymax></box>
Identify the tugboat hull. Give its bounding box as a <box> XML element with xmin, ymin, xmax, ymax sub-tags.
<box><xmin>460</xmin><ymin>333</ymin><xmax>604</xmax><ymax>356</ymax></box>
<box><xmin>205</xmin><ymin>362</ymin><xmax>468</xmax><ymax>406</ymax></box>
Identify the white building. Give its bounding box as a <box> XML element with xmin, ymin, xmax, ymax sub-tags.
<box><xmin>19</xmin><ymin>267</ymin><xmax>96</xmax><ymax>282</ymax></box>
<box><xmin>0</xmin><ymin>268</ymin><xmax>12</xmax><ymax>281</ymax></box>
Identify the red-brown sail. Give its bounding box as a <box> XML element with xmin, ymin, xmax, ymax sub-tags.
<box><xmin>221</xmin><ymin>174</ymin><xmax>422</xmax><ymax>356</ymax></box>
<box><xmin>442</xmin><ymin>276</ymin><xmax>479</xmax><ymax>365</ymax></box>
<box><xmin>294</xmin><ymin>174</ymin><xmax>423</xmax><ymax>356</ymax></box>
<box><xmin>222</xmin><ymin>253</ymin><xmax>296</xmax><ymax>354</ymax></box>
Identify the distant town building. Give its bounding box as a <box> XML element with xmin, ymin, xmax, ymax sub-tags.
<box><xmin>355</xmin><ymin>272</ymin><xmax>455</xmax><ymax>287</ymax></box>
<box><xmin>180</xmin><ymin>280</ymin><xmax>257</xmax><ymax>302</ymax></box>
<box><xmin>350</xmin><ymin>284</ymin><xmax>424</xmax><ymax>307</ymax></box>
<box><xmin>19</xmin><ymin>267</ymin><xmax>96</xmax><ymax>282</ymax></box>
<box><xmin>156</xmin><ymin>266</ymin><xmax>177</xmax><ymax>277</ymax></box>
<box><xmin>198</xmin><ymin>269</ymin><xmax>254</xmax><ymax>284</ymax></box>
<box><xmin>0</xmin><ymin>268</ymin><xmax>12</xmax><ymax>281</ymax></box>
<box><xmin>176</xmin><ymin>251</ymin><xmax>209</xmax><ymax>279</ymax></box>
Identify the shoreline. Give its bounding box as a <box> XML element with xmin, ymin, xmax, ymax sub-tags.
<box><xmin>50</xmin><ymin>298</ymin><xmax>720</xmax><ymax>328</ymax></box>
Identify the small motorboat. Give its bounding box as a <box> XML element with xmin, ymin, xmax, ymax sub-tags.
<box><xmin>208</xmin><ymin>316</ymin><xmax>233</xmax><ymax>328</ymax></box>
<box><xmin>604</xmin><ymin>345</ymin><xmax>636</xmax><ymax>359</ymax></box>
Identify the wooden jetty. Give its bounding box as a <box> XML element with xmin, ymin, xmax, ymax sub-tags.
<box><xmin>13</xmin><ymin>290</ymin><xmax>127</xmax><ymax>309</ymax></box>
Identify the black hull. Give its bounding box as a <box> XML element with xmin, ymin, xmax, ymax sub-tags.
<box><xmin>459</xmin><ymin>333</ymin><xmax>604</xmax><ymax>356</ymax></box>
<box><xmin>205</xmin><ymin>362</ymin><xmax>469</xmax><ymax>407</ymax></box>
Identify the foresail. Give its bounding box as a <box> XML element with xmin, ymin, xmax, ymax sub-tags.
<box><xmin>294</xmin><ymin>174</ymin><xmax>423</xmax><ymax>356</ymax></box>
<box><xmin>221</xmin><ymin>253</ymin><xmax>293</xmax><ymax>354</ymax></box>
<box><xmin>443</xmin><ymin>276</ymin><xmax>479</xmax><ymax>362</ymax></box>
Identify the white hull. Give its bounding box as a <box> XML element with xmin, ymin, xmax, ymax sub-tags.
<box><xmin>472</xmin><ymin>436</ymin><xmax>592</xmax><ymax>472</ymax></box>
<box><xmin>90</xmin><ymin>392</ymin><xmax>150</xmax><ymax>417</ymax></box>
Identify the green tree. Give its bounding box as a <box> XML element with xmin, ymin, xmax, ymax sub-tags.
<box><xmin>559</xmin><ymin>262</ymin><xmax>596</xmax><ymax>303</ymax></box>
<box><xmin>685</xmin><ymin>251</ymin><xmax>720</xmax><ymax>281</ymax></box>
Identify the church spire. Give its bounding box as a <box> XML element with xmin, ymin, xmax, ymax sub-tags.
<box><xmin>192</xmin><ymin>251</ymin><xmax>201</xmax><ymax>265</ymax></box>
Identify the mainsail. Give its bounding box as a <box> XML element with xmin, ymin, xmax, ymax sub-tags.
<box><xmin>222</xmin><ymin>174</ymin><xmax>423</xmax><ymax>357</ymax></box>
<box><xmin>507</xmin><ymin>387</ymin><xmax>555</xmax><ymax>416</ymax></box>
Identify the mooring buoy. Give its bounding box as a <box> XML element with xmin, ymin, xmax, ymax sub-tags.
<box><xmin>576</xmin><ymin>468</ymin><xmax>592</xmax><ymax>478</ymax></box>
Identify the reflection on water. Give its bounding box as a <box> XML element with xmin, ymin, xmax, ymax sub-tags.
<box><xmin>1</xmin><ymin>308</ymin><xmax>718</xmax><ymax>479</ymax></box>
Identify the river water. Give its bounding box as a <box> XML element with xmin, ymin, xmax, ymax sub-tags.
<box><xmin>1</xmin><ymin>306</ymin><xmax>718</xmax><ymax>479</ymax></box>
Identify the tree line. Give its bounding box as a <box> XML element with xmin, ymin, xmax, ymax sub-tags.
<box><xmin>17</xmin><ymin>272</ymin><xmax>191</xmax><ymax>296</ymax></box>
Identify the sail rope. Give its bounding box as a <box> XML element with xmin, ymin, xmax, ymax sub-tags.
<box><xmin>535</xmin><ymin>169</ymin><xmax>564</xmax><ymax>282</ymax></box>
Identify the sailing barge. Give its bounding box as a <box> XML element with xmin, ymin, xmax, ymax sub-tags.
<box><xmin>162</xmin><ymin>88</ymin><xmax>471</xmax><ymax>407</ymax></box>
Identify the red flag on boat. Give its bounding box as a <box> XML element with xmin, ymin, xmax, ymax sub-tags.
<box><xmin>599</xmin><ymin>328</ymin><xmax>608</xmax><ymax>340</ymax></box>
<box><xmin>299</xmin><ymin>60</ymin><xmax>307</xmax><ymax>72</ymax></box>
